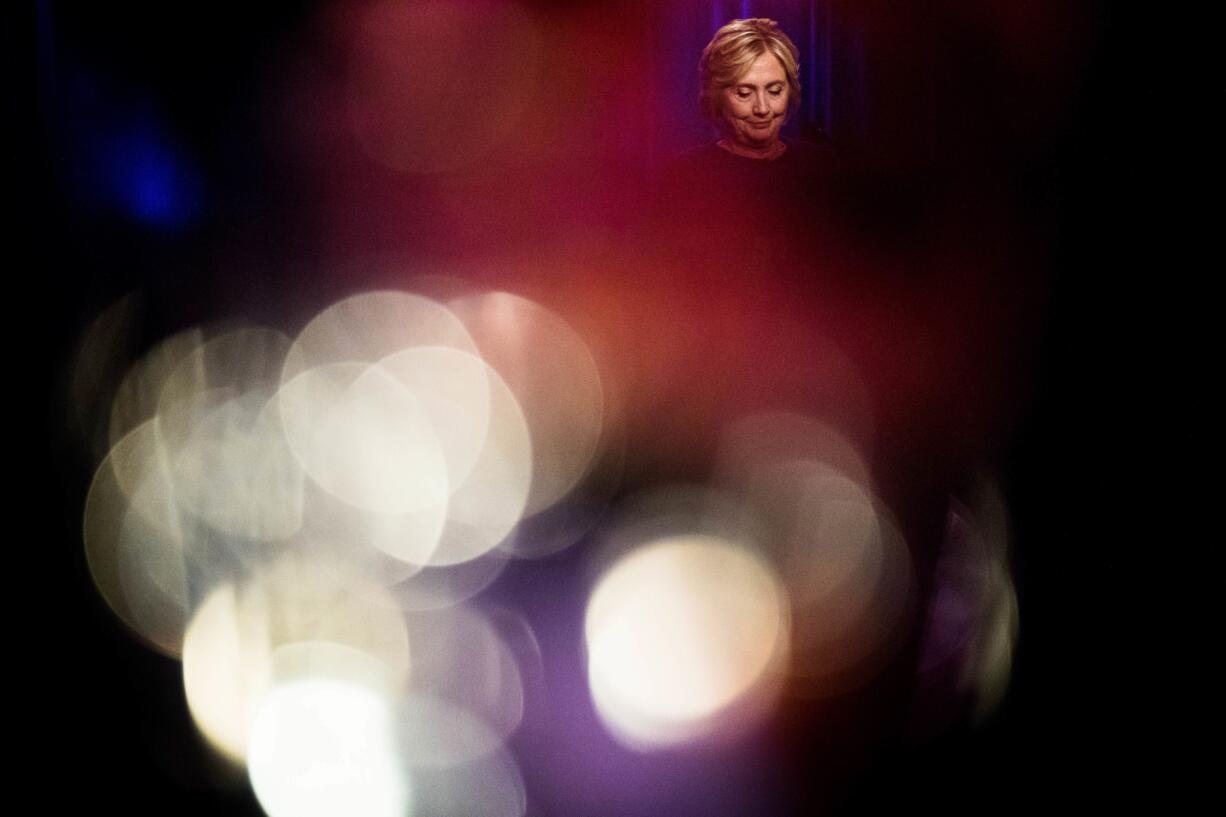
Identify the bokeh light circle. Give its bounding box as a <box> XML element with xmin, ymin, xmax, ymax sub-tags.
<box><xmin>450</xmin><ymin>291</ymin><xmax>605</xmax><ymax>523</ymax></box>
<box><xmin>84</xmin><ymin>420</ymin><xmax>193</xmax><ymax>657</ymax></box>
<box><xmin>182</xmin><ymin>557</ymin><xmax>410</xmax><ymax>763</ymax></box>
<box><xmin>585</xmin><ymin>534</ymin><xmax>788</xmax><ymax>750</ymax></box>
<box><xmin>248</xmin><ymin>669</ymin><xmax>408</xmax><ymax>817</ymax></box>
<box><xmin>277</xmin><ymin>361</ymin><xmax>451</xmax><ymax>516</ymax></box>
<box><xmin>282</xmin><ymin>290</ymin><xmax>477</xmax><ymax>384</ymax></box>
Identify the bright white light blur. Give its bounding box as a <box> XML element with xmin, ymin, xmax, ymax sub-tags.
<box><xmin>278</xmin><ymin>362</ymin><xmax>451</xmax><ymax>517</ymax></box>
<box><xmin>182</xmin><ymin>558</ymin><xmax>410</xmax><ymax>763</ymax></box>
<box><xmin>426</xmin><ymin>360</ymin><xmax>532</xmax><ymax>566</ymax></box>
<box><xmin>182</xmin><ymin>582</ymin><xmax>270</xmax><ymax>763</ymax></box>
<box><xmin>585</xmin><ymin>535</ymin><xmax>787</xmax><ymax>750</ymax></box>
<box><xmin>280</xmin><ymin>343</ymin><xmax>530</xmax><ymax>568</ymax></box>
<box><xmin>450</xmin><ymin>292</ymin><xmax>605</xmax><ymax>526</ymax></box>
<box><xmin>282</xmin><ymin>290</ymin><xmax>477</xmax><ymax>383</ymax></box>
<box><xmin>167</xmin><ymin>389</ymin><xmax>304</xmax><ymax>542</ymax></box>
<box><xmin>248</xmin><ymin>674</ymin><xmax>408</xmax><ymax>817</ymax></box>
<box><xmin>377</xmin><ymin>346</ymin><xmax>493</xmax><ymax>494</ymax></box>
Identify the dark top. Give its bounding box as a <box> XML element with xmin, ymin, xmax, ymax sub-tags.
<box><xmin>666</xmin><ymin>139</ymin><xmax>835</xmax><ymax>199</ymax></box>
<box><xmin>648</xmin><ymin>138</ymin><xmax>840</xmax><ymax>292</ymax></box>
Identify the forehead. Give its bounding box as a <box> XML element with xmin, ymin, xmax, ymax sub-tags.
<box><xmin>734</xmin><ymin>52</ymin><xmax>787</xmax><ymax>86</ymax></box>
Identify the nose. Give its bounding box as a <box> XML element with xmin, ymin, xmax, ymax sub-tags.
<box><xmin>752</xmin><ymin>92</ymin><xmax>769</xmax><ymax>117</ymax></box>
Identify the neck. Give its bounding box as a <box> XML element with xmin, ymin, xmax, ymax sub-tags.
<box><xmin>717</xmin><ymin>138</ymin><xmax>787</xmax><ymax>161</ymax></box>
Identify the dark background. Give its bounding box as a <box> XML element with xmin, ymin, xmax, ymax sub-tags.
<box><xmin>34</xmin><ymin>1</ymin><xmax>1143</xmax><ymax>813</ymax></box>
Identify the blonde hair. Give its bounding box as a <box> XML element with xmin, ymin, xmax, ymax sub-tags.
<box><xmin>699</xmin><ymin>18</ymin><xmax>801</xmax><ymax>125</ymax></box>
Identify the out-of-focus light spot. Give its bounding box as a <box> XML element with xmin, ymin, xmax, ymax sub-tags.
<box><xmin>585</xmin><ymin>534</ymin><xmax>788</xmax><ymax>750</ymax></box>
<box><xmin>182</xmin><ymin>558</ymin><xmax>410</xmax><ymax>763</ymax></box>
<box><xmin>279</xmin><ymin>291</ymin><xmax>535</xmax><ymax>566</ymax></box>
<box><xmin>165</xmin><ymin>388</ymin><xmax>304</xmax><ymax>543</ymax></box>
<box><xmin>710</xmin><ymin>411</ymin><xmax>913</xmax><ymax>694</ymax></box>
<box><xmin>965</xmin><ymin>479</ymin><xmax>1019</xmax><ymax>723</ymax></box>
<box><xmin>297</xmin><ymin>488</ymin><xmax>446</xmax><ymax>586</ymax></box>
<box><xmin>259</xmin><ymin>554</ymin><xmax>412</xmax><ymax>680</ymax></box>
<box><xmin>450</xmin><ymin>292</ymin><xmax>605</xmax><ymax>531</ymax></box>
<box><xmin>83</xmin><ymin>420</ymin><xmax>192</xmax><ymax>657</ymax></box>
<box><xmin>70</xmin><ymin>294</ymin><xmax>140</xmax><ymax>461</ymax></box>
<box><xmin>376</xmin><ymin>346</ymin><xmax>493</xmax><ymax>498</ymax></box>
<box><xmin>972</xmin><ymin>578</ymin><xmax>1018</xmax><ymax>723</ymax></box>
<box><xmin>747</xmin><ymin>459</ymin><xmax>913</xmax><ymax>694</ymax></box>
<box><xmin>402</xmin><ymin>741</ymin><xmax>526</xmax><ymax>817</ymax></box>
<box><xmin>716</xmin><ymin>412</ymin><xmax>873</xmax><ymax>494</ymax></box>
<box><xmin>278</xmin><ymin>362</ymin><xmax>451</xmax><ymax>517</ymax></box>
<box><xmin>279</xmin><ymin>350</ymin><xmax>532</xmax><ymax>567</ymax></box>
<box><xmin>156</xmin><ymin>327</ymin><xmax>293</xmax><ymax>419</ymax></box>
<box><xmin>106</xmin><ymin>116</ymin><xmax>204</xmax><ymax>230</ymax></box>
<box><xmin>486</xmin><ymin>607</ymin><xmax>545</xmax><ymax>710</ymax></box>
<box><xmin>498</xmin><ymin>386</ymin><xmax>627</xmax><ymax>560</ymax></box>
<box><xmin>181</xmin><ymin>583</ymin><xmax>271</xmax><ymax>763</ymax></box>
<box><xmin>248</xmin><ymin>668</ymin><xmax>408</xmax><ymax>817</ymax></box>
<box><xmin>108</xmin><ymin>328</ymin><xmax>204</xmax><ymax>452</ymax></box>
<box><xmin>919</xmin><ymin>500</ymin><xmax>993</xmax><ymax>677</ymax></box>
<box><xmin>397</xmin><ymin>695</ymin><xmax>507</xmax><ymax>768</ymax></box>
<box><xmin>154</xmin><ymin>382</ymin><xmax>305</xmax><ymax>544</ymax></box>
<box><xmin>282</xmin><ymin>290</ymin><xmax>477</xmax><ymax>384</ymax></box>
<box><xmin>400</xmin><ymin>606</ymin><xmax>524</xmax><ymax>763</ymax></box>
<box><xmin>346</xmin><ymin>0</ymin><xmax>540</xmax><ymax>173</ymax></box>
<box><xmin>919</xmin><ymin>480</ymin><xmax>1019</xmax><ymax>725</ymax></box>
<box><xmin>388</xmin><ymin>551</ymin><xmax>509</xmax><ymax>612</ymax></box>
<box><xmin>425</xmin><ymin>358</ymin><xmax>532</xmax><ymax>566</ymax></box>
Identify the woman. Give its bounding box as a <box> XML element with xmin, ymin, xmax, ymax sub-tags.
<box><xmin>629</xmin><ymin>19</ymin><xmax>842</xmax><ymax>476</ymax></box>
<box><xmin>699</xmin><ymin>17</ymin><xmax>805</xmax><ymax>162</ymax></box>
<box><xmin>654</xmin><ymin>18</ymin><xmax>833</xmax><ymax>268</ymax></box>
<box><xmin>659</xmin><ymin>19</ymin><xmax>832</xmax><ymax>232</ymax></box>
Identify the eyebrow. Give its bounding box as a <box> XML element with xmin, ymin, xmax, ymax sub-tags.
<box><xmin>734</xmin><ymin>81</ymin><xmax>785</xmax><ymax>90</ymax></box>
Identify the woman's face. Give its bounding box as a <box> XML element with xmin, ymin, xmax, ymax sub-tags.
<box><xmin>721</xmin><ymin>52</ymin><xmax>789</xmax><ymax>151</ymax></box>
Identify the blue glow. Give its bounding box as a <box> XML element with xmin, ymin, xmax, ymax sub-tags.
<box><xmin>52</xmin><ymin>59</ymin><xmax>205</xmax><ymax>231</ymax></box>
<box><xmin>106</xmin><ymin>117</ymin><xmax>203</xmax><ymax>230</ymax></box>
